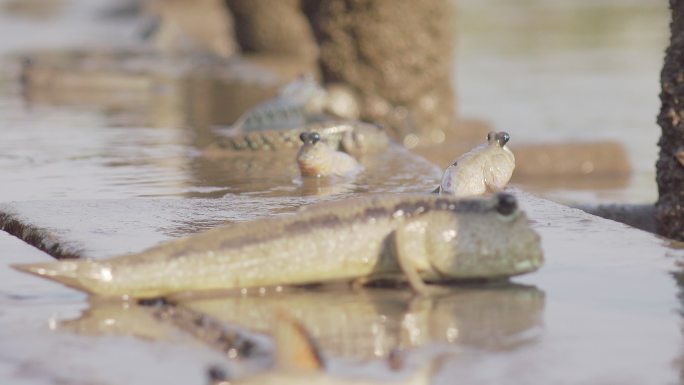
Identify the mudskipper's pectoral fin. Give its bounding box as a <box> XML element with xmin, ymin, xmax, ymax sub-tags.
<box><xmin>273</xmin><ymin>310</ymin><xmax>325</xmax><ymax>372</ymax></box>
<box><xmin>389</xmin><ymin>226</ymin><xmax>433</xmax><ymax>296</ymax></box>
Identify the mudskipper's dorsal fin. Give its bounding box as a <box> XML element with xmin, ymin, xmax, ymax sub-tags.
<box><xmin>273</xmin><ymin>309</ymin><xmax>325</xmax><ymax>372</ymax></box>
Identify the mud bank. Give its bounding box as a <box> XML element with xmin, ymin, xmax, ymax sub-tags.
<box><xmin>574</xmin><ymin>203</ymin><xmax>656</xmax><ymax>234</ymax></box>
<box><xmin>657</xmin><ymin>0</ymin><xmax>684</xmax><ymax>240</ymax></box>
<box><xmin>0</xmin><ymin>212</ymin><xmax>81</xmax><ymax>260</ymax></box>
<box><xmin>305</xmin><ymin>0</ymin><xmax>456</xmax><ymax>143</ymax></box>
<box><xmin>2</xmin><ymin>192</ymin><xmax>683</xmax><ymax>384</ymax></box>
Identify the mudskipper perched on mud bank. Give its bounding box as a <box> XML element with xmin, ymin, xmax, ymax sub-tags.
<box><xmin>13</xmin><ymin>194</ymin><xmax>542</xmax><ymax>299</ymax></box>
<box><xmin>437</xmin><ymin>131</ymin><xmax>515</xmax><ymax>197</ymax></box>
<box><xmin>297</xmin><ymin>132</ymin><xmax>362</xmax><ymax>178</ymax></box>
<box><xmin>213</xmin><ymin>75</ymin><xmax>388</xmax><ymax>153</ymax></box>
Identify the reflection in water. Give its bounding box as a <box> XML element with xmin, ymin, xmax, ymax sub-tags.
<box><xmin>71</xmin><ymin>284</ymin><xmax>544</xmax><ymax>360</ymax></box>
<box><xmin>4</xmin><ymin>50</ymin><xmax>442</xmax><ymax>204</ymax></box>
<box><xmin>20</xmin><ymin>50</ymin><xmax>281</xmax><ymax>137</ymax></box>
<box><xmin>1</xmin><ymin>0</ymin><xmax>64</xmax><ymax>19</ymax></box>
<box><xmin>59</xmin><ymin>284</ymin><xmax>544</xmax><ymax>363</ymax></box>
<box><xmin>192</xmin><ymin>144</ymin><xmax>441</xmax><ymax>198</ymax></box>
<box><xmin>59</xmin><ymin>299</ymin><xmax>179</xmax><ymax>341</ymax></box>
<box><xmin>298</xmin><ymin>177</ymin><xmax>357</xmax><ymax>197</ymax></box>
<box><xmin>672</xmin><ymin>269</ymin><xmax>684</xmax><ymax>383</ymax></box>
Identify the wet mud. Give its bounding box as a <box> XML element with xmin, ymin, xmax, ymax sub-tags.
<box><xmin>657</xmin><ymin>0</ymin><xmax>684</xmax><ymax>240</ymax></box>
<box><xmin>147</xmin><ymin>0</ymin><xmax>237</xmax><ymax>58</ymax></box>
<box><xmin>227</xmin><ymin>0</ymin><xmax>318</xmax><ymax>63</ymax></box>
<box><xmin>0</xmin><ymin>212</ymin><xmax>82</xmax><ymax>260</ymax></box>
<box><xmin>575</xmin><ymin>203</ymin><xmax>656</xmax><ymax>234</ymax></box>
<box><xmin>305</xmin><ymin>0</ymin><xmax>456</xmax><ymax>143</ymax></box>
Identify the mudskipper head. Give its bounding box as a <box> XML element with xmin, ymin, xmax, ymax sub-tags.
<box><xmin>297</xmin><ymin>131</ymin><xmax>332</xmax><ymax>177</ymax></box>
<box><xmin>487</xmin><ymin>131</ymin><xmax>510</xmax><ymax>148</ymax></box>
<box><xmin>424</xmin><ymin>193</ymin><xmax>543</xmax><ymax>281</ymax></box>
<box><xmin>299</xmin><ymin>131</ymin><xmax>321</xmax><ymax>146</ymax></box>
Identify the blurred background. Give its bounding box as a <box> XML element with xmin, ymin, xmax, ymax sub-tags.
<box><xmin>0</xmin><ymin>0</ymin><xmax>668</xmax><ymax>206</ymax></box>
<box><xmin>458</xmin><ymin>0</ymin><xmax>666</xmax><ymax>204</ymax></box>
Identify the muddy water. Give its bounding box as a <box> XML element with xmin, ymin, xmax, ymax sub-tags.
<box><xmin>0</xmin><ymin>143</ymin><xmax>440</xmax><ymax>259</ymax></box>
<box><xmin>0</xmin><ymin>1</ymin><xmax>682</xmax><ymax>385</ymax></box>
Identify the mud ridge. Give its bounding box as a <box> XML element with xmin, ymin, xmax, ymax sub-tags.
<box><xmin>574</xmin><ymin>203</ymin><xmax>656</xmax><ymax>234</ymax></box>
<box><xmin>0</xmin><ymin>211</ymin><xmax>83</xmax><ymax>260</ymax></box>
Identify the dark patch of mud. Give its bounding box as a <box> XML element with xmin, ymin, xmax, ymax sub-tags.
<box><xmin>656</xmin><ymin>1</ymin><xmax>684</xmax><ymax>240</ymax></box>
<box><xmin>0</xmin><ymin>212</ymin><xmax>81</xmax><ymax>260</ymax></box>
<box><xmin>574</xmin><ymin>203</ymin><xmax>656</xmax><ymax>234</ymax></box>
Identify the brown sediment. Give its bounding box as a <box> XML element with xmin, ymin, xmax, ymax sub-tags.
<box><xmin>0</xmin><ymin>212</ymin><xmax>82</xmax><ymax>260</ymax></box>
<box><xmin>16</xmin><ymin>51</ymin><xmax>283</xmax><ymax>134</ymax></box>
<box><xmin>410</xmin><ymin>118</ymin><xmax>492</xmax><ymax>165</ymax></box>
<box><xmin>146</xmin><ymin>0</ymin><xmax>237</xmax><ymax>58</ymax></box>
<box><xmin>656</xmin><ymin>0</ymin><xmax>684</xmax><ymax>240</ymax></box>
<box><xmin>512</xmin><ymin>141</ymin><xmax>631</xmax><ymax>179</ymax></box>
<box><xmin>304</xmin><ymin>0</ymin><xmax>457</xmax><ymax>143</ymax></box>
<box><xmin>411</xmin><ymin>121</ymin><xmax>632</xmax><ymax>181</ymax></box>
<box><xmin>226</xmin><ymin>0</ymin><xmax>318</xmax><ymax>62</ymax></box>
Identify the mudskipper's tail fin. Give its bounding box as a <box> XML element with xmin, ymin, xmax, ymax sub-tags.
<box><xmin>12</xmin><ymin>260</ymin><xmax>94</xmax><ymax>294</ymax></box>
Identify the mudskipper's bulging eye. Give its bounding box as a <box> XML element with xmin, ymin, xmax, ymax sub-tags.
<box><xmin>496</xmin><ymin>193</ymin><xmax>517</xmax><ymax>216</ymax></box>
<box><xmin>497</xmin><ymin>132</ymin><xmax>510</xmax><ymax>146</ymax></box>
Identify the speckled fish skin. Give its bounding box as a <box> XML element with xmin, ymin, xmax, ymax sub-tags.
<box><xmin>216</xmin><ymin>121</ymin><xmax>389</xmax><ymax>153</ymax></box>
<box><xmin>439</xmin><ymin>131</ymin><xmax>515</xmax><ymax>197</ymax></box>
<box><xmin>297</xmin><ymin>133</ymin><xmax>362</xmax><ymax>178</ymax></box>
<box><xmin>13</xmin><ymin>194</ymin><xmax>542</xmax><ymax>299</ymax></box>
